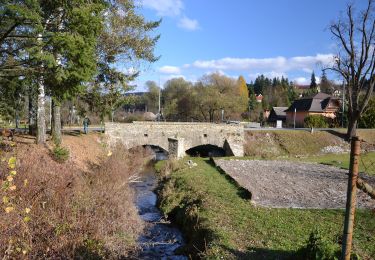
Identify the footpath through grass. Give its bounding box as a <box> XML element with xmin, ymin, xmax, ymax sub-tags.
<box><xmin>156</xmin><ymin>158</ymin><xmax>375</xmax><ymax>259</ymax></box>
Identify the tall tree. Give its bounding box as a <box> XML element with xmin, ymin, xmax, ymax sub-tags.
<box><xmin>144</xmin><ymin>80</ymin><xmax>160</xmax><ymax>114</ymax></box>
<box><xmin>329</xmin><ymin>0</ymin><xmax>375</xmax><ymax>139</ymax></box>
<box><xmin>310</xmin><ymin>71</ymin><xmax>317</xmax><ymax>89</ymax></box>
<box><xmin>195</xmin><ymin>73</ymin><xmax>245</xmax><ymax>122</ymax></box>
<box><xmin>320</xmin><ymin>70</ymin><xmax>334</xmax><ymax>94</ymax></box>
<box><xmin>237</xmin><ymin>75</ymin><xmax>249</xmax><ymax>111</ymax></box>
<box><xmin>40</xmin><ymin>1</ymin><xmax>105</xmax><ymax>144</ymax></box>
<box><xmin>162</xmin><ymin>77</ymin><xmax>192</xmax><ymax>120</ymax></box>
<box><xmin>87</xmin><ymin>0</ymin><xmax>160</xmax><ymax>121</ymax></box>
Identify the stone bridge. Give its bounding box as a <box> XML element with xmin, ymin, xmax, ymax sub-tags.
<box><xmin>105</xmin><ymin>122</ymin><xmax>244</xmax><ymax>158</ymax></box>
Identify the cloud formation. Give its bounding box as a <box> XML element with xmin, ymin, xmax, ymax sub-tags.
<box><xmin>159</xmin><ymin>65</ymin><xmax>181</xmax><ymax>74</ymax></box>
<box><xmin>178</xmin><ymin>16</ymin><xmax>200</xmax><ymax>31</ymax></box>
<box><xmin>141</xmin><ymin>0</ymin><xmax>200</xmax><ymax>32</ymax></box>
<box><xmin>191</xmin><ymin>54</ymin><xmax>334</xmax><ymax>72</ymax></box>
<box><xmin>142</xmin><ymin>0</ymin><xmax>183</xmax><ymax>16</ymax></box>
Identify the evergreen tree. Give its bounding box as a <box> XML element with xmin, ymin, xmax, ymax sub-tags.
<box><xmin>40</xmin><ymin>1</ymin><xmax>105</xmax><ymax>144</ymax></box>
<box><xmin>310</xmin><ymin>71</ymin><xmax>317</xmax><ymax>89</ymax></box>
<box><xmin>320</xmin><ymin>70</ymin><xmax>333</xmax><ymax>94</ymax></box>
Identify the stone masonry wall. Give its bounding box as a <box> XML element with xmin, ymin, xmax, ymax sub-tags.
<box><xmin>105</xmin><ymin>121</ymin><xmax>244</xmax><ymax>157</ymax></box>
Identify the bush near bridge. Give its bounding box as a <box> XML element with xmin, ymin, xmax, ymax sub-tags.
<box><xmin>155</xmin><ymin>158</ymin><xmax>375</xmax><ymax>259</ymax></box>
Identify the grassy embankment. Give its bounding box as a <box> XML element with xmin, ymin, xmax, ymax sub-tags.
<box><xmin>156</xmin><ymin>158</ymin><xmax>375</xmax><ymax>259</ymax></box>
<box><xmin>156</xmin><ymin>129</ymin><xmax>375</xmax><ymax>259</ymax></box>
<box><xmin>0</xmin><ymin>133</ymin><xmax>148</xmax><ymax>259</ymax></box>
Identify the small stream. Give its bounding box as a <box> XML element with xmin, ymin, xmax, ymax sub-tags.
<box><xmin>132</xmin><ymin>152</ymin><xmax>187</xmax><ymax>259</ymax></box>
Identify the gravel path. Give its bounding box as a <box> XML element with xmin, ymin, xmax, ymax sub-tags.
<box><xmin>214</xmin><ymin>159</ymin><xmax>375</xmax><ymax>209</ymax></box>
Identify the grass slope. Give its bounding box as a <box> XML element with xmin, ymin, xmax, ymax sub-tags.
<box><xmin>156</xmin><ymin>158</ymin><xmax>375</xmax><ymax>259</ymax></box>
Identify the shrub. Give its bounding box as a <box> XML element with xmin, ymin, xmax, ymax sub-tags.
<box><xmin>300</xmin><ymin>229</ymin><xmax>340</xmax><ymax>260</ymax></box>
<box><xmin>304</xmin><ymin>115</ymin><xmax>329</xmax><ymax>128</ymax></box>
<box><xmin>52</xmin><ymin>146</ymin><xmax>70</xmax><ymax>162</ymax></box>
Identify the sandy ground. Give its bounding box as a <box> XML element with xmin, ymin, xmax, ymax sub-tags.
<box><xmin>214</xmin><ymin>159</ymin><xmax>375</xmax><ymax>209</ymax></box>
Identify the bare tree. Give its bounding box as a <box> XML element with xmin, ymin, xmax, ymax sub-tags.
<box><xmin>329</xmin><ymin>2</ymin><xmax>375</xmax><ymax>259</ymax></box>
<box><xmin>329</xmin><ymin>0</ymin><xmax>375</xmax><ymax>139</ymax></box>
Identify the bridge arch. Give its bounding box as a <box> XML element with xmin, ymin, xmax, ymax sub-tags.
<box><xmin>185</xmin><ymin>144</ymin><xmax>226</xmax><ymax>157</ymax></box>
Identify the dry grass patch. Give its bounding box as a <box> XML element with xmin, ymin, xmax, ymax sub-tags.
<box><xmin>244</xmin><ymin>130</ymin><xmax>348</xmax><ymax>158</ymax></box>
<box><xmin>0</xmin><ymin>135</ymin><xmax>148</xmax><ymax>259</ymax></box>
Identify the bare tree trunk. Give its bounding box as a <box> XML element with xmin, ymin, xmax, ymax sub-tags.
<box><xmin>346</xmin><ymin>119</ymin><xmax>357</xmax><ymax>140</ymax></box>
<box><xmin>37</xmin><ymin>80</ymin><xmax>46</xmax><ymax>144</ymax></box>
<box><xmin>28</xmin><ymin>85</ymin><xmax>36</xmax><ymax>135</ymax></box>
<box><xmin>51</xmin><ymin>99</ymin><xmax>54</xmax><ymax>135</ymax></box>
<box><xmin>51</xmin><ymin>99</ymin><xmax>62</xmax><ymax>145</ymax></box>
<box><xmin>341</xmin><ymin>136</ymin><xmax>360</xmax><ymax>260</ymax></box>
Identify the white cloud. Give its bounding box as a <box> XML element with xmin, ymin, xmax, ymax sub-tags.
<box><xmin>142</xmin><ymin>0</ymin><xmax>183</xmax><ymax>16</ymax></box>
<box><xmin>249</xmin><ymin>71</ymin><xmax>287</xmax><ymax>80</ymax></box>
<box><xmin>292</xmin><ymin>76</ymin><xmax>321</xmax><ymax>85</ymax></box>
<box><xmin>160</xmin><ymin>74</ymin><xmax>186</xmax><ymax>86</ymax></box>
<box><xmin>293</xmin><ymin>77</ymin><xmax>309</xmax><ymax>85</ymax></box>
<box><xmin>191</xmin><ymin>54</ymin><xmax>334</xmax><ymax>73</ymax></box>
<box><xmin>141</xmin><ymin>0</ymin><xmax>200</xmax><ymax>32</ymax></box>
<box><xmin>178</xmin><ymin>16</ymin><xmax>200</xmax><ymax>31</ymax></box>
<box><xmin>159</xmin><ymin>65</ymin><xmax>181</xmax><ymax>74</ymax></box>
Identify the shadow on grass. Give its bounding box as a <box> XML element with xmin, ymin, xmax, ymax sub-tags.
<box><xmin>324</xmin><ymin>129</ymin><xmax>348</xmax><ymax>141</ymax></box>
<box><xmin>205</xmin><ymin>158</ymin><xmax>252</xmax><ymax>200</ymax></box>
<box><xmin>223</xmin><ymin>245</ymin><xmax>300</xmax><ymax>260</ymax></box>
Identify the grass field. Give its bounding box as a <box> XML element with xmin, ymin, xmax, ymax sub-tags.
<box><xmin>298</xmin><ymin>152</ymin><xmax>375</xmax><ymax>176</ymax></box>
<box><xmin>156</xmin><ymin>158</ymin><xmax>375</xmax><ymax>259</ymax></box>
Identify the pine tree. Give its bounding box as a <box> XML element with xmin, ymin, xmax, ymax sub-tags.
<box><xmin>310</xmin><ymin>71</ymin><xmax>317</xmax><ymax>89</ymax></box>
<box><xmin>320</xmin><ymin>70</ymin><xmax>333</xmax><ymax>94</ymax></box>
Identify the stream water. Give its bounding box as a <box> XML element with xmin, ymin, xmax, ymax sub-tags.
<box><xmin>132</xmin><ymin>152</ymin><xmax>187</xmax><ymax>259</ymax></box>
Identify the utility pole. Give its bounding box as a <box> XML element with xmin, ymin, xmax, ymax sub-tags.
<box><xmin>293</xmin><ymin>108</ymin><xmax>296</xmax><ymax>128</ymax></box>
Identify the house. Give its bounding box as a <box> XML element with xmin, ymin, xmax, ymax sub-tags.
<box><xmin>285</xmin><ymin>93</ymin><xmax>340</xmax><ymax>127</ymax></box>
<box><xmin>268</xmin><ymin>107</ymin><xmax>288</xmax><ymax>126</ymax></box>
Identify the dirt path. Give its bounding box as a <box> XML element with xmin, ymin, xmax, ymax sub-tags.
<box><xmin>214</xmin><ymin>159</ymin><xmax>375</xmax><ymax>209</ymax></box>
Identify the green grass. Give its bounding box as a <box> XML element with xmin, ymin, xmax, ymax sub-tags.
<box><xmin>156</xmin><ymin>158</ymin><xmax>375</xmax><ymax>259</ymax></box>
<box><xmin>296</xmin><ymin>152</ymin><xmax>375</xmax><ymax>176</ymax></box>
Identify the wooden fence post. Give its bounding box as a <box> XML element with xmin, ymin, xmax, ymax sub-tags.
<box><xmin>341</xmin><ymin>136</ymin><xmax>360</xmax><ymax>260</ymax></box>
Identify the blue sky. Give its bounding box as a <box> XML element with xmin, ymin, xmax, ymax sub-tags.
<box><xmin>129</xmin><ymin>0</ymin><xmax>365</xmax><ymax>91</ymax></box>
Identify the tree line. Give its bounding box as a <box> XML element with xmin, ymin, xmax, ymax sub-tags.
<box><xmin>142</xmin><ymin>73</ymin><xmax>248</xmax><ymax>122</ymax></box>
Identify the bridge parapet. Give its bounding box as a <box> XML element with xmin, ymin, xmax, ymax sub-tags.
<box><xmin>105</xmin><ymin>122</ymin><xmax>244</xmax><ymax>157</ymax></box>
